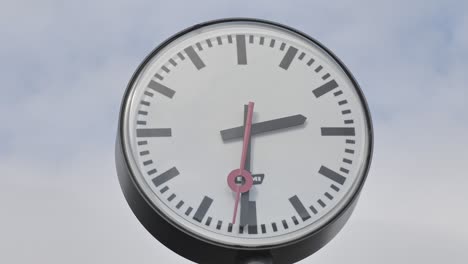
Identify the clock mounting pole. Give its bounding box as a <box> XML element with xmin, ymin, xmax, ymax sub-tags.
<box><xmin>236</xmin><ymin>251</ymin><xmax>273</xmax><ymax>264</ymax></box>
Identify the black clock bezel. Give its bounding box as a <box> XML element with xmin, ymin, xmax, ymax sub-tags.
<box><xmin>116</xmin><ymin>17</ymin><xmax>374</xmax><ymax>264</ymax></box>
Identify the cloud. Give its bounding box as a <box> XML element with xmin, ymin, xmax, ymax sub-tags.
<box><xmin>0</xmin><ymin>0</ymin><xmax>467</xmax><ymax>263</ymax></box>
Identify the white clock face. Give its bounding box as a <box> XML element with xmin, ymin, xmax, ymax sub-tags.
<box><xmin>122</xmin><ymin>20</ymin><xmax>371</xmax><ymax>247</ymax></box>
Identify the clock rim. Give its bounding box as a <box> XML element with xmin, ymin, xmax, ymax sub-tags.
<box><xmin>116</xmin><ymin>17</ymin><xmax>374</xmax><ymax>263</ymax></box>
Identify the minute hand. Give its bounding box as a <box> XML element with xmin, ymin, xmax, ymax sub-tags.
<box><xmin>220</xmin><ymin>114</ymin><xmax>306</xmax><ymax>141</ymax></box>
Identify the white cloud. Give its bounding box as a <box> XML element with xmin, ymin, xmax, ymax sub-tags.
<box><xmin>0</xmin><ymin>0</ymin><xmax>467</xmax><ymax>263</ymax></box>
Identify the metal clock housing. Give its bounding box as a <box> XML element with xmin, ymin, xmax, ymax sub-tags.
<box><xmin>116</xmin><ymin>18</ymin><xmax>373</xmax><ymax>264</ymax></box>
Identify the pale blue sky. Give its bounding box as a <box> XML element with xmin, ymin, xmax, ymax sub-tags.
<box><xmin>1</xmin><ymin>1</ymin><xmax>467</xmax><ymax>263</ymax></box>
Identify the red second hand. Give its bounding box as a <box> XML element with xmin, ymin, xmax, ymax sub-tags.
<box><xmin>232</xmin><ymin>102</ymin><xmax>255</xmax><ymax>224</ymax></box>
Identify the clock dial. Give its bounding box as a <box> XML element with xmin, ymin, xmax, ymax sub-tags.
<box><xmin>121</xmin><ymin>21</ymin><xmax>371</xmax><ymax>248</ymax></box>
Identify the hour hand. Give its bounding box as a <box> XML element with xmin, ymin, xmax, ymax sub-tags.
<box><xmin>220</xmin><ymin>114</ymin><xmax>306</xmax><ymax>141</ymax></box>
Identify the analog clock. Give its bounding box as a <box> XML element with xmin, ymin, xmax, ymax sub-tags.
<box><xmin>116</xmin><ymin>18</ymin><xmax>373</xmax><ymax>264</ymax></box>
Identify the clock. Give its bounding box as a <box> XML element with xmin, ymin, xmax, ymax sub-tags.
<box><xmin>116</xmin><ymin>18</ymin><xmax>373</xmax><ymax>264</ymax></box>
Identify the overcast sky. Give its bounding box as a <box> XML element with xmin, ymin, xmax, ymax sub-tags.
<box><xmin>1</xmin><ymin>0</ymin><xmax>467</xmax><ymax>263</ymax></box>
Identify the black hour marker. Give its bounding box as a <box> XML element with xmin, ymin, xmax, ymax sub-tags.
<box><xmin>331</xmin><ymin>184</ymin><xmax>340</xmax><ymax>192</ymax></box>
<box><xmin>342</xmin><ymin>110</ymin><xmax>352</xmax><ymax>115</ymax></box>
<box><xmin>236</xmin><ymin>35</ymin><xmax>247</xmax><ymax>65</ymax></box>
<box><xmin>313</xmin><ymin>79</ymin><xmax>339</xmax><ymax>98</ymax></box>
<box><xmin>319</xmin><ymin>165</ymin><xmax>346</xmax><ymax>185</ymax></box>
<box><xmin>136</xmin><ymin>128</ymin><xmax>172</xmax><ymax>137</ymax></box>
<box><xmin>227</xmin><ymin>35</ymin><xmax>233</xmax><ymax>43</ymax></box>
<box><xmin>261</xmin><ymin>224</ymin><xmax>266</xmax><ymax>234</ymax></box>
<box><xmin>185</xmin><ymin>46</ymin><xmax>205</xmax><ymax>70</ymax></box>
<box><xmin>138</xmin><ymin>110</ymin><xmax>148</xmax><ymax>116</ymax></box>
<box><xmin>206</xmin><ymin>39</ymin><xmax>212</xmax><ymax>47</ymax></box>
<box><xmin>139</xmin><ymin>150</ymin><xmax>149</xmax><ymax>156</ymax></box>
<box><xmin>148</xmin><ymin>80</ymin><xmax>175</xmax><ymax>99</ymax></box>
<box><xmin>343</xmin><ymin>158</ymin><xmax>352</xmax><ymax>164</ymax></box>
<box><xmin>249</xmin><ymin>35</ymin><xmax>254</xmax><ymax>43</ymax></box>
<box><xmin>147</xmin><ymin>169</ymin><xmax>157</xmax><ymax>175</ymax></box>
<box><xmin>338</xmin><ymin>100</ymin><xmax>348</xmax><ymax>105</ymax></box>
<box><xmin>279</xmin><ymin>46</ymin><xmax>298</xmax><ymax>70</ymax></box>
<box><xmin>248</xmin><ymin>201</ymin><xmax>258</xmax><ymax>234</ymax></box>
<box><xmin>144</xmin><ymin>91</ymin><xmax>153</xmax><ymax>97</ymax></box>
<box><xmin>240</xmin><ymin>194</ymin><xmax>249</xmax><ymax>227</ymax></box>
<box><xmin>325</xmin><ymin>192</ymin><xmax>334</xmax><ymax>200</ymax></box>
<box><xmin>193</xmin><ymin>196</ymin><xmax>213</xmax><ymax>223</ymax></box>
<box><xmin>307</xmin><ymin>58</ymin><xmax>315</xmax><ymax>66</ymax></box>
<box><xmin>137</xmin><ymin>140</ymin><xmax>147</xmax><ymax>146</ymax></box>
<box><xmin>196</xmin><ymin>42</ymin><xmax>203</xmax><ymax>51</ymax></box>
<box><xmin>344</xmin><ymin>119</ymin><xmax>354</xmax><ymax>124</ymax></box>
<box><xmin>322</xmin><ymin>73</ymin><xmax>331</xmax><ymax>80</ymax></box>
<box><xmin>169</xmin><ymin>59</ymin><xmax>177</xmax><ymax>66</ymax></box>
<box><xmin>321</xmin><ymin>127</ymin><xmax>355</xmax><ymax>136</ymax></box>
<box><xmin>137</xmin><ymin>120</ymin><xmax>146</xmax><ymax>125</ymax></box>
<box><xmin>228</xmin><ymin>223</ymin><xmax>233</xmax><ymax>232</ymax></box>
<box><xmin>152</xmin><ymin>167</ymin><xmax>179</xmax><ymax>187</ymax></box>
<box><xmin>346</xmin><ymin>139</ymin><xmax>356</xmax><ymax>144</ymax></box>
<box><xmin>289</xmin><ymin>195</ymin><xmax>311</xmax><ymax>221</ymax></box>
<box><xmin>216</xmin><ymin>36</ymin><xmax>222</xmax><ymax>45</ymax></box>
<box><xmin>260</xmin><ymin>36</ymin><xmax>265</xmax><ymax>45</ymax></box>
<box><xmin>282</xmin><ymin>220</ymin><xmax>289</xmax><ymax>229</ymax></box>
<box><xmin>315</xmin><ymin>65</ymin><xmax>323</xmax><ymax>72</ymax></box>
<box><xmin>140</xmin><ymin>100</ymin><xmax>150</xmax><ymax>106</ymax></box>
